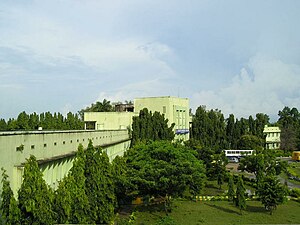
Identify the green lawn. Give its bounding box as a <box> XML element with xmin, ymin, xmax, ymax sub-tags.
<box><xmin>132</xmin><ymin>199</ymin><xmax>300</xmax><ymax>225</ymax></box>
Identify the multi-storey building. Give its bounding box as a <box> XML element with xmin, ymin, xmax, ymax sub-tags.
<box><xmin>263</xmin><ymin>125</ymin><xmax>281</xmax><ymax>149</ymax></box>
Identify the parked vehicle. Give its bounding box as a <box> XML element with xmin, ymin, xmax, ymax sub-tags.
<box><xmin>292</xmin><ymin>151</ymin><xmax>300</xmax><ymax>161</ymax></box>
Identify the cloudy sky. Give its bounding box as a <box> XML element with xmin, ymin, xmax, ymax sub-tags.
<box><xmin>0</xmin><ymin>0</ymin><xmax>299</xmax><ymax>121</ymax></box>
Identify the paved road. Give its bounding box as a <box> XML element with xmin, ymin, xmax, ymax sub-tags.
<box><xmin>227</xmin><ymin>161</ymin><xmax>300</xmax><ymax>189</ymax></box>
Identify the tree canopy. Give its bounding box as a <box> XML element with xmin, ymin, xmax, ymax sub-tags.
<box><xmin>131</xmin><ymin>108</ymin><xmax>175</xmax><ymax>146</ymax></box>
<box><xmin>126</xmin><ymin>141</ymin><xmax>206</xmax><ymax>202</ymax></box>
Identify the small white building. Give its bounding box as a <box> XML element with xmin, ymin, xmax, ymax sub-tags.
<box><xmin>263</xmin><ymin>125</ymin><xmax>281</xmax><ymax>149</ymax></box>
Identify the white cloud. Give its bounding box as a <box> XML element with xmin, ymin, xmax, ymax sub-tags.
<box><xmin>191</xmin><ymin>54</ymin><xmax>300</xmax><ymax>120</ymax></box>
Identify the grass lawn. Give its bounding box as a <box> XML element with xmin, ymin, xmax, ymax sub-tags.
<box><xmin>132</xmin><ymin>199</ymin><xmax>300</xmax><ymax>225</ymax></box>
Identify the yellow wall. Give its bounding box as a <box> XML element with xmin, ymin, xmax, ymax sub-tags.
<box><xmin>84</xmin><ymin>112</ymin><xmax>134</xmax><ymax>130</ymax></box>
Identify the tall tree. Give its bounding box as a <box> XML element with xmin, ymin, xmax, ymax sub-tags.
<box><xmin>235</xmin><ymin>176</ymin><xmax>246</xmax><ymax>214</ymax></box>
<box><xmin>18</xmin><ymin>155</ymin><xmax>54</xmax><ymax>225</ymax></box>
<box><xmin>191</xmin><ymin>106</ymin><xmax>226</xmax><ymax>150</ymax></box>
<box><xmin>68</xmin><ymin>144</ymin><xmax>90</xmax><ymax>224</ymax></box>
<box><xmin>278</xmin><ymin>106</ymin><xmax>300</xmax><ymax>151</ymax></box>
<box><xmin>226</xmin><ymin>114</ymin><xmax>235</xmax><ymax>149</ymax></box>
<box><xmin>112</xmin><ymin>156</ymin><xmax>132</xmax><ymax>207</ymax></box>
<box><xmin>16</xmin><ymin>111</ymin><xmax>30</xmax><ymax>130</ymax></box>
<box><xmin>227</xmin><ymin>174</ymin><xmax>235</xmax><ymax>202</ymax></box>
<box><xmin>84</xmin><ymin>141</ymin><xmax>115</xmax><ymax>224</ymax></box>
<box><xmin>131</xmin><ymin>108</ymin><xmax>175</xmax><ymax>146</ymax></box>
<box><xmin>211</xmin><ymin>153</ymin><xmax>228</xmax><ymax>189</ymax></box>
<box><xmin>0</xmin><ymin>119</ymin><xmax>7</xmax><ymax>131</ymax></box>
<box><xmin>255</xmin><ymin>113</ymin><xmax>270</xmax><ymax>139</ymax></box>
<box><xmin>0</xmin><ymin>168</ymin><xmax>14</xmax><ymax>222</ymax></box>
<box><xmin>257</xmin><ymin>175</ymin><xmax>287</xmax><ymax>215</ymax></box>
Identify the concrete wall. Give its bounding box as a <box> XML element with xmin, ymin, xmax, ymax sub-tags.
<box><xmin>84</xmin><ymin>112</ymin><xmax>134</xmax><ymax>130</ymax></box>
<box><xmin>0</xmin><ymin>129</ymin><xmax>130</xmax><ymax>194</ymax></box>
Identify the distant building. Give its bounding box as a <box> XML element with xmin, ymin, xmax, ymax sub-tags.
<box><xmin>84</xmin><ymin>96</ymin><xmax>190</xmax><ymax>141</ymax></box>
<box><xmin>263</xmin><ymin>125</ymin><xmax>281</xmax><ymax>149</ymax></box>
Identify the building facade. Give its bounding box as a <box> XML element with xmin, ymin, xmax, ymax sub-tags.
<box><xmin>84</xmin><ymin>96</ymin><xmax>190</xmax><ymax>141</ymax></box>
<box><xmin>263</xmin><ymin>125</ymin><xmax>281</xmax><ymax>149</ymax></box>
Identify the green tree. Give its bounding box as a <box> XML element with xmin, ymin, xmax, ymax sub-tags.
<box><xmin>191</xmin><ymin>106</ymin><xmax>226</xmax><ymax>151</ymax></box>
<box><xmin>238</xmin><ymin>134</ymin><xmax>264</xmax><ymax>150</ymax></box>
<box><xmin>28</xmin><ymin>112</ymin><xmax>39</xmax><ymax>130</ymax></box>
<box><xmin>126</xmin><ymin>141</ymin><xmax>205</xmax><ymax>212</ymax></box>
<box><xmin>185</xmin><ymin>140</ymin><xmax>214</xmax><ymax>178</ymax></box>
<box><xmin>131</xmin><ymin>108</ymin><xmax>175</xmax><ymax>146</ymax></box>
<box><xmin>211</xmin><ymin>153</ymin><xmax>228</xmax><ymax>189</ymax></box>
<box><xmin>112</xmin><ymin>156</ymin><xmax>133</xmax><ymax>207</ymax></box>
<box><xmin>238</xmin><ymin>149</ymin><xmax>287</xmax><ymax>184</ymax></box>
<box><xmin>0</xmin><ymin>168</ymin><xmax>14</xmax><ymax>222</ymax></box>
<box><xmin>79</xmin><ymin>99</ymin><xmax>114</xmax><ymax>119</ymax></box>
<box><xmin>257</xmin><ymin>175</ymin><xmax>287</xmax><ymax>215</ymax></box>
<box><xmin>226</xmin><ymin>114</ymin><xmax>235</xmax><ymax>149</ymax></box>
<box><xmin>235</xmin><ymin>176</ymin><xmax>246</xmax><ymax>214</ymax></box>
<box><xmin>255</xmin><ymin>113</ymin><xmax>270</xmax><ymax>139</ymax></box>
<box><xmin>278</xmin><ymin>106</ymin><xmax>300</xmax><ymax>151</ymax></box>
<box><xmin>68</xmin><ymin>144</ymin><xmax>90</xmax><ymax>223</ymax></box>
<box><xmin>227</xmin><ymin>174</ymin><xmax>235</xmax><ymax>202</ymax></box>
<box><xmin>84</xmin><ymin>140</ymin><xmax>116</xmax><ymax>224</ymax></box>
<box><xmin>54</xmin><ymin>176</ymin><xmax>73</xmax><ymax>224</ymax></box>
<box><xmin>7</xmin><ymin>118</ymin><xmax>17</xmax><ymax>130</ymax></box>
<box><xmin>7</xmin><ymin>196</ymin><xmax>21</xmax><ymax>225</ymax></box>
<box><xmin>0</xmin><ymin>119</ymin><xmax>7</xmax><ymax>131</ymax></box>
<box><xmin>18</xmin><ymin>155</ymin><xmax>54</xmax><ymax>225</ymax></box>
<box><xmin>16</xmin><ymin>111</ymin><xmax>30</xmax><ymax>130</ymax></box>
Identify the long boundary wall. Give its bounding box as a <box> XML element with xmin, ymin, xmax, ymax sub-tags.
<box><xmin>0</xmin><ymin>130</ymin><xmax>131</xmax><ymax>194</ymax></box>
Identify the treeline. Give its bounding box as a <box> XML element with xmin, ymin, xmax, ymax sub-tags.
<box><xmin>0</xmin><ymin>99</ymin><xmax>118</xmax><ymax>131</ymax></box>
<box><xmin>190</xmin><ymin>105</ymin><xmax>269</xmax><ymax>151</ymax></box>
<box><xmin>0</xmin><ymin>111</ymin><xmax>84</xmax><ymax>131</ymax></box>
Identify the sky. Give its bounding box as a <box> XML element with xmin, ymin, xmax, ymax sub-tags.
<box><xmin>0</xmin><ymin>0</ymin><xmax>300</xmax><ymax>121</ymax></box>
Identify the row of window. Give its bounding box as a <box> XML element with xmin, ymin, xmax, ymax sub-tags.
<box><xmin>225</xmin><ymin>150</ymin><xmax>253</xmax><ymax>154</ymax></box>
<box><xmin>16</xmin><ymin>135</ymin><xmax>114</xmax><ymax>151</ymax></box>
<box><xmin>266</xmin><ymin>132</ymin><xmax>280</xmax><ymax>137</ymax></box>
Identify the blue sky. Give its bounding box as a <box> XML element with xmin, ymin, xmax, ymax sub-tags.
<box><xmin>0</xmin><ymin>0</ymin><xmax>299</xmax><ymax>121</ymax></box>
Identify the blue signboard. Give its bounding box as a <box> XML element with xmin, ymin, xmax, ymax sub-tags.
<box><xmin>175</xmin><ymin>129</ymin><xmax>189</xmax><ymax>134</ymax></box>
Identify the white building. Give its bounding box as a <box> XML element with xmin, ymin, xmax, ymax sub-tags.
<box><xmin>263</xmin><ymin>125</ymin><xmax>281</xmax><ymax>149</ymax></box>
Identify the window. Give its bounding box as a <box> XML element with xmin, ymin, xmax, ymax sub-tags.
<box><xmin>163</xmin><ymin>106</ymin><xmax>166</xmax><ymax>114</ymax></box>
<box><xmin>54</xmin><ymin>142</ymin><xmax>57</xmax><ymax>146</ymax></box>
<box><xmin>44</xmin><ymin>143</ymin><xmax>47</xmax><ymax>148</ymax></box>
<box><xmin>70</xmin><ymin>140</ymin><xmax>73</xmax><ymax>143</ymax></box>
<box><xmin>63</xmin><ymin>141</ymin><xmax>66</xmax><ymax>145</ymax></box>
<box><xmin>31</xmin><ymin>145</ymin><xmax>35</xmax><ymax>149</ymax></box>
